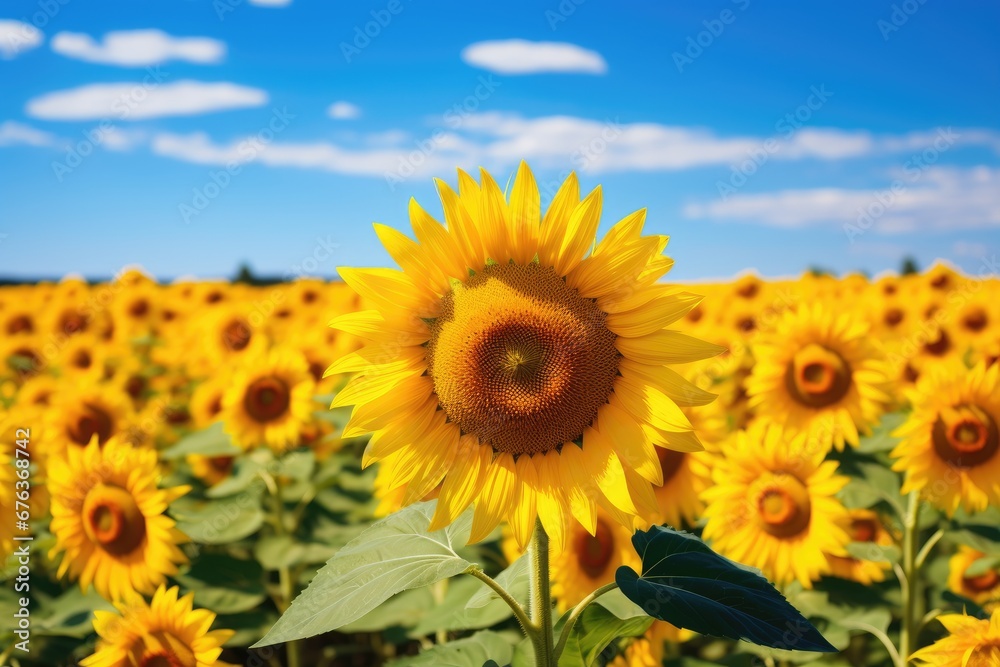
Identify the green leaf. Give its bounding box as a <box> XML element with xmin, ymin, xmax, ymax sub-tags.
<box><xmin>965</xmin><ymin>555</ymin><xmax>1000</xmax><ymax>578</ymax></box>
<box><xmin>616</xmin><ymin>525</ymin><xmax>837</xmax><ymax>653</ymax></box>
<box><xmin>558</xmin><ymin>590</ymin><xmax>653</xmax><ymax>667</ymax></box>
<box><xmin>838</xmin><ymin>462</ymin><xmax>904</xmax><ymax>515</ymax></box>
<box><xmin>175</xmin><ymin>553</ymin><xmax>267</xmax><ymax>614</ymax></box>
<box><xmin>171</xmin><ymin>491</ymin><xmax>266</xmax><ymax>544</ymax></box>
<box><xmin>384</xmin><ymin>630</ymin><xmax>518</xmax><ymax>667</ymax></box>
<box><xmin>855</xmin><ymin>412</ymin><xmax>907</xmax><ymax>454</ymax></box>
<box><xmin>35</xmin><ymin>589</ymin><xmax>115</xmax><ymax>638</ymax></box>
<box><xmin>844</xmin><ymin>541</ymin><xmax>900</xmax><ymax>563</ymax></box>
<box><xmin>161</xmin><ymin>422</ymin><xmax>241</xmax><ymax>460</ymax></box>
<box><xmin>253</xmin><ymin>500</ymin><xmax>476</xmax><ymax>647</ymax></box>
<box><xmin>946</xmin><ymin>523</ymin><xmax>1000</xmax><ymax>556</ymax></box>
<box><xmin>340</xmin><ymin>587</ymin><xmax>435</xmax><ymax>633</ymax></box>
<box><xmin>279</xmin><ymin>450</ymin><xmax>316</xmax><ymax>481</ymax></box>
<box><xmin>409</xmin><ymin>576</ymin><xmax>516</xmax><ymax>637</ymax></box>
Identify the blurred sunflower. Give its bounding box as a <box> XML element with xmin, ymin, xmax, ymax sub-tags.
<box><xmin>825</xmin><ymin>509</ymin><xmax>893</xmax><ymax>585</ymax></box>
<box><xmin>82</xmin><ymin>585</ymin><xmax>235</xmax><ymax>667</ymax></box>
<box><xmin>701</xmin><ymin>422</ymin><xmax>851</xmax><ymax>588</ymax></box>
<box><xmin>550</xmin><ymin>509</ymin><xmax>640</xmax><ymax>610</ymax></box>
<box><xmin>221</xmin><ymin>347</ymin><xmax>315</xmax><ymax>452</ymax></box>
<box><xmin>911</xmin><ymin>609</ymin><xmax>1000</xmax><ymax>666</ymax></box>
<box><xmin>188</xmin><ymin>454</ymin><xmax>237</xmax><ymax>487</ymax></box>
<box><xmin>44</xmin><ymin>379</ymin><xmax>134</xmax><ymax>457</ymax></box>
<box><xmin>891</xmin><ymin>361</ymin><xmax>1000</xmax><ymax>514</ymax></box>
<box><xmin>0</xmin><ymin>445</ymin><xmax>16</xmax><ymax>560</ymax></box>
<box><xmin>190</xmin><ymin>375</ymin><xmax>229</xmax><ymax>429</ymax></box>
<box><xmin>948</xmin><ymin>546</ymin><xmax>1000</xmax><ymax>612</ymax></box>
<box><xmin>330</xmin><ymin>162</ymin><xmax>721</xmax><ymax>549</ymax></box>
<box><xmin>608</xmin><ymin>622</ymin><xmax>691</xmax><ymax>667</ymax></box>
<box><xmin>747</xmin><ymin>303</ymin><xmax>890</xmax><ymax>451</ymax></box>
<box><xmin>49</xmin><ymin>436</ymin><xmax>188</xmax><ymax>600</ymax></box>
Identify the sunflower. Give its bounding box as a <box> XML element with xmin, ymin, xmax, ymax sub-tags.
<box><xmin>221</xmin><ymin>347</ymin><xmax>315</xmax><ymax>452</ymax></box>
<box><xmin>701</xmin><ymin>422</ymin><xmax>851</xmax><ymax>588</ymax></box>
<box><xmin>0</xmin><ymin>444</ymin><xmax>16</xmax><ymax>560</ymax></box>
<box><xmin>550</xmin><ymin>508</ymin><xmax>641</xmax><ymax>610</ymax></box>
<box><xmin>82</xmin><ymin>585</ymin><xmax>235</xmax><ymax>667</ymax></box>
<box><xmin>747</xmin><ymin>303</ymin><xmax>890</xmax><ymax>451</ymax></box>
<box><xmin>44</xmin><ymin>379</ymin><xmax>134</xmax><ymax>458</ymax></box>
<box><xmin>891</xmin><ymin>361</ymin><xmax>1000</xmax><ymax>514</ymax></box>
<box><xmin>911</xmin><ymin>609</ymin><xmax>1000</xmax><ymax>666</ymax></box>
<box><xmin>188</xmin><ymin>454</ymin><xmax>237</xmax><ymax>488</ymax></box>
<box><xmin>608</xmin><ymin>622</ymin><xmax>691</xmax><ymax>667</ymax></box>
<box><xmin>948</xmin><ymin>546</ymin><xmax>1000</xmax><ymax>612</ymax></box>
<box><xmin>329</xmin><ymin>163</ymin><xmax>721</xmax><ymax>549</ymax></box>
<box><xmin>825</xmin><ymin>509</ymin><xmax>893</xmax><ymax>585</ymax></box>
<box><xmin>190</xmin><ymin>375</ymin><xmax>229</xmax><ymax>429</ymax></box>
<box><xmin>48</xmin><ymin>436</ymin><xmax>189</xmax><ymax>601</ymax></box>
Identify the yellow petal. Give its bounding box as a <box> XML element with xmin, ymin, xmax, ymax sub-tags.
<box><xmin>617</xmin><ymin>358</ymin><xmax>717</xmax><ymax>407</ymax></box>
<box><xmin>582</xmin><ymin>426</ymin><xmax>638</xmax><ymax>515</ymax></box>
<box><xmin>409</xmin><ymin>197</ymin><xmax>468</xmax><ymax>281</ymax></box>
<box><xmin>598</xmin><ymin>399</ymin><xmax>662</xmax><ymax>485</ymax></box>
<box><xmin>331</xmin><ymin>366</ymin><xmax>425</xmax><ymax>408</ymax></box>
<box><xmin>329</xmin><ymin>310</ymin><xmax>429</xmax><ymax>345</ymax></box>
<box><xmin>536</xmin><ymin>450</ymin><xmax>569</xmax><ymax>551</ymax></box>
<box><xmin>616</xmin><ymin>330</ymin><xmax>725</xmax><ymax>364</ymax></box>
<box><xmin>470</xmin><ymin>452</ymin><xmax>517</xmax><ymax>544</ymax></box>
<box><xmin>402</xmin><ymin>419</ymin><xmax>460</xmax><ymax>506</ymax></box>
<box><xmin>606</xmin><ymin>293</ymin><xmax>704</xmax><ymax>338</ymax></box>
<box><xmin>553</xmin><ymin>186</ymin><xmax>602</xmax><ymax>276</ymax></box>
<box><xmin>362</xmin><ymin>397</ymin><xmax>440</xmax><ymax>467</ymax></box>
<box><xmin>558</xmin><ymin>443</ymin><xmax>597</xmax><ymax>535</ymax></box>
<box><xmin>614</xmin><ymin>374</ymin><xmax>693</xmax><ymax>433</ymax></box>
<box><xmin>538</xmin><ymin>172</ymin><xmax>580</xmax><ymax>268</ymax></box>
<box><xmin>373</xmin><ymin>222</ymin><xmax>448</xmax><ymax>294</ymax></box>
<box><xmin>509</xmin><ymin>455</ymin><xmax>539</xmax><ymax>551</ymax></box>
<box><xmin>508</xmin><ymin>161</ymin><xmax>541</xmax><ymax>265</ymax></box>
<box><xmin>338</xmin><ymin>267</ymin><xmax>439</xmax><ymax>318</ymax></box>
<box><xmin>436</xmin><ymin>177</ymin><xmax>485</xmax><ymax>270</ymax></box>
<box><xmin>477</xmin><ymin>167</ymin><xmax>511</xmax><ymax>263</ymax></box>
<box><xmin>430</xmin><ymin>436</ymin><xmax>491</xmax><ymax>531</ymax></box>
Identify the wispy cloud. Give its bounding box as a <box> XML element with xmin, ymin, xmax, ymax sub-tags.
<box><xmin>51</xmin><ymin>30</ymin><xmax>225</xmax><ymax>66</ymax></box>
<box><xmin>683</xmin><ymin>166</ymin><xmax>1000</xmax><ymax>233</ymax></box>
<box><xmin>26</xmin><ymin>80</ymin><xmax>267</xmax><ymax>120</ymax></box>
<box><xmin>461</xmin><ymin>40</ymin><xmax>607</xmax><ymax>75</ymax></box>
<box><xmin>327</xmin><ymin>101</ymin><xmax>361</xmax><ymax>120</ymax></box>
<box><xmin>0</xmin><ymin>19</ymin><xmax>43</xmax><ymax>59</ymax></box>
<box><xmin>0</xmin><ymin>120</ymin><xmax>59</xmax><ymax>147</ymax></box>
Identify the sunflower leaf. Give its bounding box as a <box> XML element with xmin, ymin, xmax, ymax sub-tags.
<box><xmin>161</xmin><ymin>422</ymin><xmax>241</xmax><ymax>460</ymax></box>
<box><xmin>557</xmin><ymin>589</ymin><xmax>653</xmax><ymax>667</ymax></box>
<box><xmin>384</xmin><ymin>630</ymin><xmax>518</xmax><ymax>667</ymax></box>
<box><xmin>615</xmin><ymin>525</ymin><xmax>837</xmax><ymax>653</ymax></box>
<box><xmin>252</xmin><ymin>500</ymin><xmax>476</xmax><ymax>647</ymax></box>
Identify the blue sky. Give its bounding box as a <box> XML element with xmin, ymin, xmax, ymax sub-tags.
<box><xmin>1</xmin><ymin>0</ymin><xmax>998</xmax><ymax>281</ymax></box>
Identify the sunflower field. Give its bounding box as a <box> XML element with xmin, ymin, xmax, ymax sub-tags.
<box><xmin>2</xmin><ymin>165</ymin><xmax>1000</xmax><ymax>667</ymax></box>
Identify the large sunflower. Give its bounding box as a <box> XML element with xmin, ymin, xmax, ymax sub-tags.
<box><xmin>746</xmin><ymin>303</ymin><xmax>890</xmax><ymax>452</ymax></box>
<box><xmin>221</xmin><ymin>347</ymin><xmax>315</xmax><ymax>452</ymax></box>
<box><xmin>329</xmin><ymin>163</ymin><xmax>722</xmax><ymax>548</ymax></box>
<box><xmin>49</xmin><ymin>436</ymin><xmax>189</xmax><ymax>601</ymax></box>
<box><xmin>701</xmin><ymin>422</ymin><xmax>851</xmax><ymax>588</ymax></box>
<box><xmin>82</xmin><ymin>585</ymin><xmax>235</xmax><ymax>667</ymax></box>
<box><xmin>891</xmin><ymin>361</ymin><xmax>1000</xmax><ymax>514</ymax></box>
<box><xmin>911</xmin><ymin>609</ymin><xmax>1000</xmax><ymax>666</ymax></box>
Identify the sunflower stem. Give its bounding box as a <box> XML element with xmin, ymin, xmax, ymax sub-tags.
<box><xmin>899</xmin><ymin>490</ymin><xmax>921</xmax><ymax>666</ymax></box>
<box><xmin>529</xmin><ymin>518</ymin><xmax>555</xmax><ymax>667</ymax></box>
<box><xmin>553</xmin><ymin>582</ymin><xmax>619</xmax><ymax>660</ymax></box>
<box><xmin>267</xmin><ymin>470</ymin><xmax>303</xmax><ymax>667</ymax></box>
<box><xmin>466</xmin><ymin>567</ymin><xmax>536</xmax><ymax>641</ymax></box>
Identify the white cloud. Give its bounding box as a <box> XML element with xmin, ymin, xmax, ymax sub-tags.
<box><xmin>327</xmin><ymin>101</ymin><xmax>361</xmax><ymax>120</ymax></box>
<box><xmin>952</xmin><ymin>240</ymin><xmax>989</xmax><ymax>257</ymax></box>
<box><xmin>0</xmin><ymin>120</ymin><xmax>58</xmax><ymax>147</ymax></box>
<box><xmin>461</xmin><ymin>40</ymin><xmax>607</xmax><ymax>75</ymax></box>
<box><xmin>26</xmin><ymin>80</ymin><xmax>267</xmax><ymax>121</ymax></box>
<box><xmin>51</xmin><ymin>29</ymin><xmax>225</xmax><ymax>66</ymax></box>
<box><xmin>0</xmin><ymin>19</ymin><xmax>43</xmax><ymax>59</ymax></box>
<box><xmin>683</xmin><ymin>166</ymin><xmax>1000</xmax><ymax>233</ymax></box>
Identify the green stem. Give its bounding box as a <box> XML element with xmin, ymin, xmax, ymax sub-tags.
<box><xmin>265</xmin><ymin>470</ymin><xmax>302</xmax><ymax>667</ymax></box>
<box><xmin>915</xmin><ymin>528</ymin><xmax>944</xmax><ymax>570</ymax></box>
<box><xmin>529</xmin><ymin>519</ymin><xmax>555</xmax><ymax>667</ymax></box>
<box><xmin>899</xmin><ymin>491</ymin><xmax>921</xmax><ymax>665</ymax></box>
<box><xmin>840</xmin><ymin>621</ymin><xmax>902</xmax><ymax>667</ymax></box>
<box><xmin>553</xmin><ymin>582</ymin><xmax>618</xmax><ymax>660</ymax></box>
<box><xmin>467</xmin><ymin>567</ymin><xmax>536</xmax><ymax>640</ymax></box>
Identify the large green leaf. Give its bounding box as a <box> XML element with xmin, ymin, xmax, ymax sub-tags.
<box><xmin>558</xmin><ymin>589</ymin><xmax>653</xmax><ymax>667</ymax></box>
<box><xmin>616</xmin><ymin>526</ymin><xmax>837</xmax><ymax>653</ymax></box>
<box><xmin>171</xmin><ymin>491</ymin><xmax>266</xmax><ymax>544</ymax></box>
<box><xmin>161</xmin><ymin>422</ymin><xmax>241</xmax><ymax>459</ymax></box>
<box><xmin>253</xmin><ymin>500</ymin><xmax>476</xmax><ymax>647</ymax></box>
<box><xmin>409</xmin><ymin>576</ymin><xmax>517</xmax><ymax>637</ymax></box>
<box><xmin>175</xmin><ymin>553</ymin><xmax>267</xmax><ymax>614</ymax></box>
<box><xmin>384</xmin><ymin>630</ymin><xmax>518</xmax><ymax>667</ymax></box>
